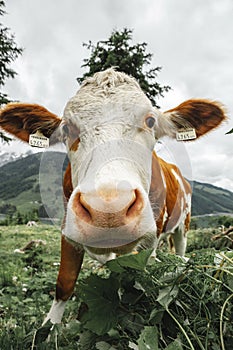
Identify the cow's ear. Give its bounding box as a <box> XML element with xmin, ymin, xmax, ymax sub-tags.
<box><xmin>0</xmin><ymin>103</ymin><xmax>61</xmax><ymax>143</ymax></box>
<box><xmin>156</xmin><ymin>99</ymin><xmax>227</xmax><ymax>140</ymax></box>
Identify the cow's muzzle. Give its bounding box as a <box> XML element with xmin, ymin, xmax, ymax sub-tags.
<box><xmin>72</xmin><ymin>184</ymin><xmax>144</xmax><ymax>228</ymax></box>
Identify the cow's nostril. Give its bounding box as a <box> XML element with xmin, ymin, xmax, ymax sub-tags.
<box><xmin>126</xmin><ymin>189</ymin><xmax>143</xmax><ymax>218</ymax></box>
<box><xmin>74</xmin><ymin>193</ymin><xmax>92</xmax><ymax>222</ymax></box>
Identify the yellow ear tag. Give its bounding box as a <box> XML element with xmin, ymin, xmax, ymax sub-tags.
<box><xmin>29</xmin><ymin>131</ymin><xmax>49</xmax><ymax>148</ymax></box>
<box><xmin>176</xmin><ymin>128</ymin><xmax>197</xmax><ymax>141</ymax></box>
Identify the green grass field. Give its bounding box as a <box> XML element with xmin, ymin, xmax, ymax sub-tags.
<box><xmin>0</xmin><ymin>224</ymin><xmax>232</xmax><ymax>349</ymax></box>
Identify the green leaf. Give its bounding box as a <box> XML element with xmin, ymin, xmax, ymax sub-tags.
<box><xmin>33</xmin><ymin>320</ymin><xmax>53</xmax><ymax>344</ymax></box>
<box><xmin>78</xmin><ymin>330</ymin><xmax>97</xmax><ymax>350</ymax></box>
<box><xmin>120</xmin><ymin>312</ymin><xmax>145</xmax><ymax>337</ymax></box>
<box><xmin>79</xmin><ymin>274</ymin><xmax>120</xmax><ymax>335</ymax></box>
<box><xmin>157</xmin><ymin>285</ymin><xmax>179</xmax><ymax>308</ymax></box>
<box><xmin>165</xmin><ymin>338</ymin><xmax>183</xmax><ymax>350</ymax></box>
<box><xmin>107</xmin><ymin>249</ymin><xmax>153</xmax><ymax>272</ymax></box>
<box><xmin>96</xmin><ymin>341</ymin><xmax>117</xmax><ymax>350</ymax></box>
<box><xmin>225</xmin><ymin>128</ymin><xmax>233</xmax><ymax>134</ymax></box>
<box><xmin>149</xmin><ymin>308</ymin><xmax>164</xmax><ymax>324</ymax></box>
<box><xmin>137</xmin><ymin>326</ymin><xmax>158</xmax><ymax>350</ymax></box>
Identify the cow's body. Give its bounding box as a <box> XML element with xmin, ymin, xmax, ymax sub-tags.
<box><xmin>0</xmin><ymin>68</ymin><xmax>226</xmax><ymax>324</ymax></box>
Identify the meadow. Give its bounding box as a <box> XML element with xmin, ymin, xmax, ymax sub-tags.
<box><xmin>0</xmin><ymin>223</ymin><xmax>232</xmax><ymax>349</ymax></box>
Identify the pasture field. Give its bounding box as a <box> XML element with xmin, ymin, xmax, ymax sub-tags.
<box><xmin>0</xmin><ymin>224</ymin><xmax>232</xmax><ymax>349</ymax></box>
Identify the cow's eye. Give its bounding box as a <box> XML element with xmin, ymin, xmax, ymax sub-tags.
<box><xmin>145</xmin><ymin>115</ymin><xmax>156</xmax><ymax>129</ymax></box>
<box><xmin>61</xmin><ymin>124</ymin><xmax>70</xmax><ymax>138</ymax></box>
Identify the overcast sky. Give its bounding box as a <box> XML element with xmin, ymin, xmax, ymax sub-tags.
<box><xmin>2</xmin><ymin>0</ymin><xmax>233</xmax><ymax>191</ymax></box>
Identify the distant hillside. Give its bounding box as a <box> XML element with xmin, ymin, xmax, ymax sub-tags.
<box><xmin>191</xmin><ymin>181</ymin><xmax>233</xmax><ymax>216</ymax></box>
<box><xmin>0</xmin><ymin>152</ymin><xmax>68</xmax><ymax>217</ymax></box>
<box><xmin>0</xmin><ymin>152</ymin><xmax>232</xmax><ymax>217</ymax></box>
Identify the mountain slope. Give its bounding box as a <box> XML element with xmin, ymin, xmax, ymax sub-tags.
<box><xmin>0</xmin><ymin>152</ymin><xmax>68</xmax><ymax>217</ymax></box>
<box><xmin>191</xmin><ymin>181</ymin><xmax>233</xmax><ymax>216</ymax></box>
<box><xmin>0</xmin><ymin>152</ymin><xmax>232</xmax><ymax>217</ymax></box>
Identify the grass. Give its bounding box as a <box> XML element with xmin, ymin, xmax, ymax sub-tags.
<box><xmin>0</xmin><ymin>224</ymin><xmax>233</xmax><ymax>349</ymax></box>
<box><xmin>0</xmin><ymin>225</ymin><xmax>61</xmax><ymax>337</ymax></box>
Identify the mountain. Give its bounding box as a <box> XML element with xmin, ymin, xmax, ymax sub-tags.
<box><xmin>0</xmin><ymin>149</ymin><xmax>33</xmax><ymax>167</ymax></box>
<box><xmin>0</xmin><ymin>152</ymin><xmax>68</xmax><ymax>218</ymax></box>
<box><xmin>190</xmin><ymin>181</ymin><xmax>233</xmax><ymax>216</ymax></box>
<box><xmin>0</xmin><ymin>152</ymin><xmax>232</xmax><ymax>217</ymax></box>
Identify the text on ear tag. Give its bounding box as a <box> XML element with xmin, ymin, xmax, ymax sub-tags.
<box><xmin>29</xmin><ymin>131</ymin><xmax>49</xmax><ymax>148</ymax></box>
<box><xmin>176</xmin><ymin>128</ymin><xmax>197</xmax><ymax>141</ymax></box>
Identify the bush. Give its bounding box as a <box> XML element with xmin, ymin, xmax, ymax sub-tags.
<box><xmin>187</xmin><ymin>227</ymin><xmax>233</xmax><ymax>252</ymax></box>
<box><xmin>0</xmin><ymin>203</ymin><xmax>16</xmax><ymax>215</ymax></box>
<box><xmin>0</xmin><ymin>209</ymin><xmax>39</xmax><ymax>226</ymax></box>
<box><xmin>190</xmin><ymin>215</ymin><xmax>233</xmax><ymax>230</ymax></box>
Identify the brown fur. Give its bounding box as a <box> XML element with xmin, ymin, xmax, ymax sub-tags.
<box><xmin>63</xmin><ymin>162</ymin><xmax>73</xmax><ymax>201</ymax></box>
<box><xmin>0</xmin><ymin>103</ymin><xmax>61</xmax><ymax>142</ymax></box>
<box><xmin>150</xmin><ymin>152</ymin><xmax>191</xmax><ymax>235</ymax></box>
<box><xmin>166</xmin><ymin>99</ymin><xmax>227</xmax><ymax>138</ymax></box>
<box><xmin>56</xmin><ymin>235</ymin><xmax>84</xmax><ymax>301</ymax></box>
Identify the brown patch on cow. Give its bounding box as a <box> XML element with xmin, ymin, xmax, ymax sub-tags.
<box><xmin>156</xmin><ymin>206</ymin><xmax>167</xmax><ymax>237</ymax></box>
<box><xmin>56</xmin><ymin>235</ymin><xmax>84</xmax><ymax>301</ymax></box>
<box><xmin>0</xmin><ymin>103</ymin><xmax>61</xmax><ymax>142</ymax></box>
<box><xmin>150</xmin><ymin>151</ymin><xmax>191</xmax><ymax>241</ymax></box>
<box><xmin>63</xmin><ymin>163</ymin><xmax>73</xmax><ymax>201</ymax></box>
<box><xmin>70</xmin><ymin>138</ymin><xmax>80</xmax><ymax>151</ymax></box>
<box><xmin>149</xmin><ymin>152</ymin><xmax>167</xmax><ymax>225</ymax></box>
<box><xmin>157</xmin><ymin>156</ymin><xmax>183</xmax><ymax>231</ymax></box>
<box><xmin>184</xmin><ymin>212</ymin><xmax>191</xmax><ymax>231</ymax></box>
<box><xmin>166</xmin><ymin>99</ymin><xmax>227</xmax><ymax>139</ymax></box>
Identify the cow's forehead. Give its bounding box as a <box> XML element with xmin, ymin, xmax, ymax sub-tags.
<box><xmin>63</xmin><ymin>69</ymin><xmax>153</xmax><ymax>126</ymax></box>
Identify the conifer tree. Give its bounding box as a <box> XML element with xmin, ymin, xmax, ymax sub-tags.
<box><xmin>0</xmin><ymin>0</ymin><xmax>23</xmax><ymax>141</ymax></box>
<box><xmin>77</xmin><ymin>28</ymin><xmax>170</xmax><ymax>108</ymax></box>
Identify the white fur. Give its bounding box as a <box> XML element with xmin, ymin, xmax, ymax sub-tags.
<box><xmin>43</xmin><ymin>300</ymin><xmax>67</xmax><ymax>325</ymax></box>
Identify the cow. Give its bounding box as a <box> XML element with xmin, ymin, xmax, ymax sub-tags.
<box><xmin>0</xmin><ymin>68</ymin><xmax>226</xmax><ymax>324</ymax></box>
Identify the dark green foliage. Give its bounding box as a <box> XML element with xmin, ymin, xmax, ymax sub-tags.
<box><xmin>190</xmin><ymin>215</ymin><xmax>233</xmax><ymax>230</ymax></box>
<box><xmin>77</xmin><ymin>28</ymin><xmax>170</xmax><ymax>108</ymax></box>
<box><xmin>0</xmin><ymin>202</ymin><xmax>16</xmax><ymax>214</ymax></box>
<box><xmin>0</xmin><ymin>0</ymin><xmax>23</xmax><ymax>141</ymax></box>
<box><xmin>71</xmin><ymin>250</ymin><xmax>233</xmax><ymax>350</ymax></box>
<box><xmin>225</xmin><ymin>128</ymin><xmax>233</xmax><ymax>135</ymax></box>
<box><xmin>186</xmin><ymin>229</ymin><xmax>221</xmax><ymax>252</ymax></box>
<box><xmin>0</xmin><ymin>130</ymin><xmax>11</xmax><ymax>142</ymax></box>
<box><xmin>0</xmin><ymin>1</ymin><xmax>23</xmax><ymax>87</ymax></box>
<box><xmin>0</xmin><ymin>209</ymin><xmax>39</xmax><ymax>226</ymax></box>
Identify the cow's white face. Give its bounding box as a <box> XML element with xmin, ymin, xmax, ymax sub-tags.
<box><xmin>61</xmin><ymin>70</ymin><xmax>160</xmax><ymax>255</ymax></box>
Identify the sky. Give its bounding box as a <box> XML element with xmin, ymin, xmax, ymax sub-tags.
<box><xmin>1</xmin><ymin>0</ymin><xmax>233</xmax><ymax>191</ymax></box>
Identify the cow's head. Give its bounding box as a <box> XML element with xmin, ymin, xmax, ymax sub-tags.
<box><xmin>0</xmin><ymin>68</ymin><xmax>226</xmax><ymax>256</ymax></box>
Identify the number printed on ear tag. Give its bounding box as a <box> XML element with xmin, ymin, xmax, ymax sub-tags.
<box><xmin>176</xmin><ymin>128</ymin><xmax>197</xmax><ymax>141</ymax></box>
<box><xmin>29</xmin><ymin>131</ymin><xmax>49</xmax><ymax>148</ymax></box>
